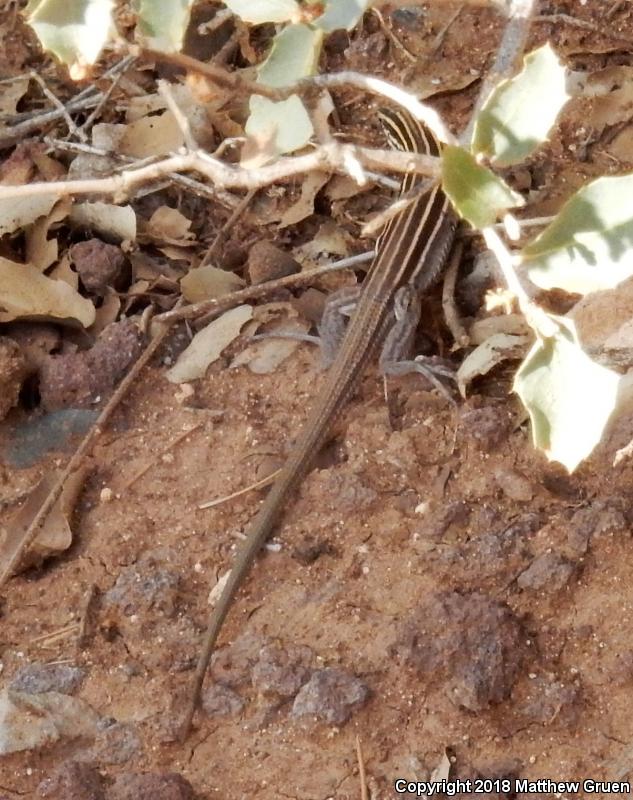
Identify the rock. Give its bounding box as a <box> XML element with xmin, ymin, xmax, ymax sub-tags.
<box><xmin>394</xmin><ymin>591</ymin><xmax>526</xmax><ymax>712</ymax></box>
<box><xmin>517</xmin><ymin>552</ymin><xmax>575</xmax><ymax>592</ymax></box>
<box><xmin>10</xmin><ymin>662</ymin><xmax>85</xmax><ymax>695</ymax></box>
<box><xmin>518</xmin><ymin>674</ymin><xmax>581</xmax><ymax>726</ymax></box>
<box><xmin>71</xmin><ymin>239</ymin><xmax>128</xmax><ymax>294</ymax></box>
<box><xmin>36</xmin><ymin>760</ymin><xmax>105</xmax><ymax>799</ymax></box>
<box><xmin>90</xmin><ymin>721</ymin><xmax>142</xmax><ymax>765</ymax></box>
<box><xmin>494</xmin><ymin>467</ymin><xmax>534</xmax><ymax>502</ymax></box>
<box><xmin>246</xmin><ymin>240</ymin><xmax>300</xmax><ymax>285</ymax></box>
<box><xmin>0</xmin><ymin>337</ymin><xmax>28</xmax><ymax>420</ymax></box>
<box><xmin>292</xmin><ymin>667</ymin><xmax>369</xmax><ymax>725</ymax></box>
<box><xmin>39</xmin><ymin>319</ymin><xmax>144</xmax><ymax>411</ymax></box>
<box><xmin>107</xmin><ymin>772</ymin><xmax>194</xmax><ymax>800</ymax></box>
<box><xmin>201</xmin><ymin>685</ymin><xmax>244</xmax><ymax>718</ymax></box>
<box><xmin>103</xmin><ymin>550</ymin><xmax>180</xmax><ymax>621</ymax></box>
<box><xmin>459</xmin><ymin>405</ymin><xmax>512</xmax><ymax>451</ymax></box>
<box><xmin>252</xmin><ymin>641</ymin><xmax>313</xmax><ymax>698</ymax></box>
<box><xmin>0</xmin><ymin>689</ymin><xmax>101</xmax><ymax>755</ymax></box>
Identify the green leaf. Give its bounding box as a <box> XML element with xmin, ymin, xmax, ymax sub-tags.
<box><xmin>522</xmin><ymin>173</ymin><xmax>633</xmax><ymax>294</ymax></box>
<box><xmin>257</xmin><ymin>24</ymin><xmax>323</xmax><ymax>88</ymax></box>
<box><xmin>134</xmin><ymin>0</ymin><xmax>195</xmax><ymax>52</ymax></box>
<box><xmin>315</xmin><ymin>0</ymin><xmax>372</xmax><ymax>32</ymax></box>
<box><xmin>245</xmin><ymin>24</ymin><xmax>322</xmax><ymax>156</ymax></box>
<box><xmin>223</xmin><ymin>0</ymin><xmax>299</xmax><ymax>24</ymax></box>
<box><xmin>246</xmin><ymin>95</ymin><xmax>313</xmax><ymax>157</ymax></box>
<box><xmin>472</xmin><ymin>44</ymin><xmax>569</xmax><ymax>167</ymax></box>
<box><xmin>441</xmin><ymin>145</ymin><xmax>524</xmax><ymax>228</ymax></box>
<box><xmin>27</xmin><ymin>0</ymin><xmax>114</xmax><ymax>69</ymax></box>
<box><xmin>514</xmin><ymin>316</ymin><xmax>620</xmax><ymax>472</ymax></box>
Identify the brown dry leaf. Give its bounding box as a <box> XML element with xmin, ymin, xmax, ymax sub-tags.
<box><xmin>166</xmin><ymin>304</ymin><xmax>254</xmax><ymax>383</ymax></box>
<box><xmin>120</xmin><ymin>110</ymin><xmax>184</xmax><ymax>159</ymax></box>
<box><xmin>606</xmin><ymin>128</ymin><xmax>633</xmax><ymax>165</ymax></box>
<box><xmin>143</xmin><ymin>206</ymin><xmax>194</xmax><ymax>245</ymax></box>
<box><xmin>0</xmin><ymin>77</ymin><xmax>29</xmax><ymax>116</ymax></box>
<box><xmin>25</xmin><ymin>198</ymin><xmax>72</xmax><ymax>272</ymax></box>
<box><xmin>69</xmin><ymin>202</ymin><xmax>136</xmax><ymax>242</ymax></box>
<box><xmin>231</xmin><ymin>317</ymin><xmax>311</xmax><ymax>375</ymax></box>
<box><xmin>457</xmin><ymin>333</ymin><xmax>530</xmax><ymax>397</ymax></box>
<box><xmin>279</xmin><ymin>171</ymin><xmax>329</xmax><ymax>228</ymax></box>
<box><xmin>0</xmin><ymin>193</ymin><xmax>60</xmax><ymax>237</ymax></box>
<box><xmin>324</xmin><ymin>174</ymin><xmax>374</xmax><ymax>202</ymax></box>
<box><xmin>0</xmin><ymin>466</ymin><xmax>90</xmax><ymax>576</ymax></box>
<box><xmin>90</xmin><ymin>289</ymin><xmax>121</xmax><ymax>335</ymax></box>
<box><xmin>411</xmin><ymin>69</ymin><xmax>480</xmax><ymax>100</ymax></box>
<box><xmin>180</xmin><ymin>265</ymin><xmax>245</xmax><ymax>303</ymax></box>
<box><xmin>0</xmin><ymin>257</ymin><xmax>95</xmax><ymax>326</ymax></box>
<box><xmin>294</xmin><ymin>219</ymin><xmax>352</xmax><ymax>262</ymax></box>
<box><xmin>129</xmin><ymin>252</ymin><xmax>182</xmax><ymax>282</ymax></box>
<box><xmin>48</xmin><ymin>252</ymin><xmax>78</xmax><ymax>289</ymax></box>
<box><xmin>583</xmin><ymin>66</ymin><xmax>633</xmax><ymax>130</ymax></box>
<box><xmin>469</xmin><ymin>313</ymin><xmax>529</xmax><ymax>345</ymax></box>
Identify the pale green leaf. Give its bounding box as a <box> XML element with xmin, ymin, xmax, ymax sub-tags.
<box><xmin>223</xmin><ymin>0</ymin><xmax>299</xmax><ymax>23</ymax></box>
<box><xmin>315</xmin><ymin>0</ymin><xmax>372</xmax><ymax>32</ymax></box>
<box><xmin>246</xmin><ymin>95</ymin><xmax>313</xmax><ymax>157</ymax></box>
<box><xmin>27</xmin><ymin>0</ymin><xmax>114</xmax><ymax>69</ymax></box>
<box><xmin>134</xmin><ymin>0</ymin><xmax>195</xmax><ymax>52</ymax></box>
<box><xmin>472</xmin><ymin>44</ymin><xmax>569</xmax><ymax>167</ymax></box>
<box><xmin>522</xmin><ymin>173</ymin><xmax>633</xmax><ymax>294</ymax></box>
<box><xmin>257</xmin><ymin>24</ymin><xmax>323</xmax><ymax>87</ymax></box>
<box><xmin>441</xmin><ymin>145</ymin><xmax>524</xmax><ymax>228</ymax></box>
<box><xmin>514</xmin><ymin>316</ymin><xmax>620</xmax><ymax>472</ymax></box>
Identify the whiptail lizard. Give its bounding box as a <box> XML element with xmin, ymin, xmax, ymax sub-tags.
<box><xmin>180</xmin><ymin>108</ymin><xmax>457</xmax><ymax>736</ymax></box>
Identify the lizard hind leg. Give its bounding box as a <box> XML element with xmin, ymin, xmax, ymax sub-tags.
<box><xmin>379</xmin><ymin>284</ymin><xmax>456</xmax><ymax>403</ymax></box>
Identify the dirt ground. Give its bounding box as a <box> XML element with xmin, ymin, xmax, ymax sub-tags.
<box><xmin>3</xmin><ymin>2</ymin><xmax>633</xmax><ymax>798</ymax></box>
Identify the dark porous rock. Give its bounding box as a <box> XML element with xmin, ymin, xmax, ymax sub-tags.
<box><xmin>394</xmin><ymin>591</ymin><xmax>526</xmax><ymax>712</ymax></box>
<box><xmin>518</xmin><ymin>673</ymin><xmax>582</xmax><ymax>727</ymax></box>
<box><xmin>459</xmin><ymin>405</ymin><xmax>512</xmax><ymax>452</ymax></box>
<box><xmin>0</xmin><ymin>336</ymin><xmax>28</xmax><ymax>420</ymax></box>
<box><xmin>292</xmin><ymin>667</ymin><xmax>369</xmax><ymax>725</ymax></box>
<box><xmin>10</xmin><ymin>662</ymin><xmax>85</xmax><ymax>695</ymax></box>
<box><xmin>201</xmin><ymin>684</ymin><xmax>244</xmax><ymax>718</ymax></box>
<box><xmin>252</xmin><ymin>641</ymin><xmax>313</xmax><ymax>698</ymax></box>
<box><xmin>107</xmin><ymin>772</ymin><xmax>194</xmax><ymax>800</ymax></box>
<box><xmin>36</xmin><ymin>760</ymin><xmax>105</xmax><ymax>799</ymax></box>
<box><xmin>517</xmin><ymin>552</ymin><xmax>575</xmax><ymax>592</ymax></box>
<box><xmin>103</xmin><ymin>549</ymin><xmax>180</xmax><ymax>621</ymax></box>
<box><xmin>39</xmin><ymin>319</ymin><xmax>144</xmax><ymax>411</ymax></box>
<box><xmin>71</xmin><ymin>239</ymin><xmax>128</xmax><ymax>294</ymax></box>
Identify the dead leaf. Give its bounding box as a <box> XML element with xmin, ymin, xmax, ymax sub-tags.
<box><xmin>181</xmin><ymin>265</ymin><xmax>245</xmax><ymax>303</ymax></box>
<box><xmin>143</xmin><ymin>206</ymin><xmax>194</xmax><ymax>245</ymax></box>
<box><xmin>0</xmin><ymin>466</ymin><xmax>90</xmax><ymax>576</ymax></box>
<box><xmin>0</xmin><ymin>77</ymin><xmax>29</xmax><ymax>116</ymax></box>
<box><xmin>90</xmin><ymin>289</ymin><xmax>121</xmax><ymax>335</ymax></box>
<box><xmin>48</xmin><ymin>252</ymin><xmax>78</xmax><ymax>289</ymax></box>
<box><xmin>429</xmin><ymin>749</ymin><xmax>451</xmax><ymax>783</ymax></box>
<box><xmin>166</xmin><ymin>304</ymin><xmax>253</xmax><ymax>383</ymax></box>
<box><xmin>294</xmin><ymin>219</ymin><xmax>351</xmax><ymax>261</ymax></box>
<box><xmin>231</xmin><ymin>317</ymin><xmax>311</xmax><ymax>374</ymax></box>
<box><xmin>0</xmin><ymin>193</ymin><xmax>59</xmax><ymax>237</ymax></box>
<box><xmin>469</xmin><ymin>313</ymin><xmax>529</xmax><ymax>344</ymax></box>
<box><xmin>457</xmin><ymin>333</ymin><xmax>529</xmax><ymax>397</ymax></box>
<box><xmin>25</xmin><ymin>198</ymin><xmax>72</xmax><ymax>272</ymax></box>
<box><xmin>120</xmin><ymin>110</ymin><xmax>184</xmax><ymax>158</ymax></box>
<box><xmin>0</xmin><ymin>257</ymin><xmax>95</xmax><ymax>326</ymax></box>
<box><xmin>69</xmin><ymin>202</ymin><xmax>136</xmax><ymax>242</ymax></box>
<box><xmin>279</xmin><ymin>171</ymin><xmax>329</xmax><ymax>228</ymax></box>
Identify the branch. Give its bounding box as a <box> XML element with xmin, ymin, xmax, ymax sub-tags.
<box><xmin>0</xmin><ymin>144</ymin><xmax>440</xmax><ymax>202</ymax></box>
